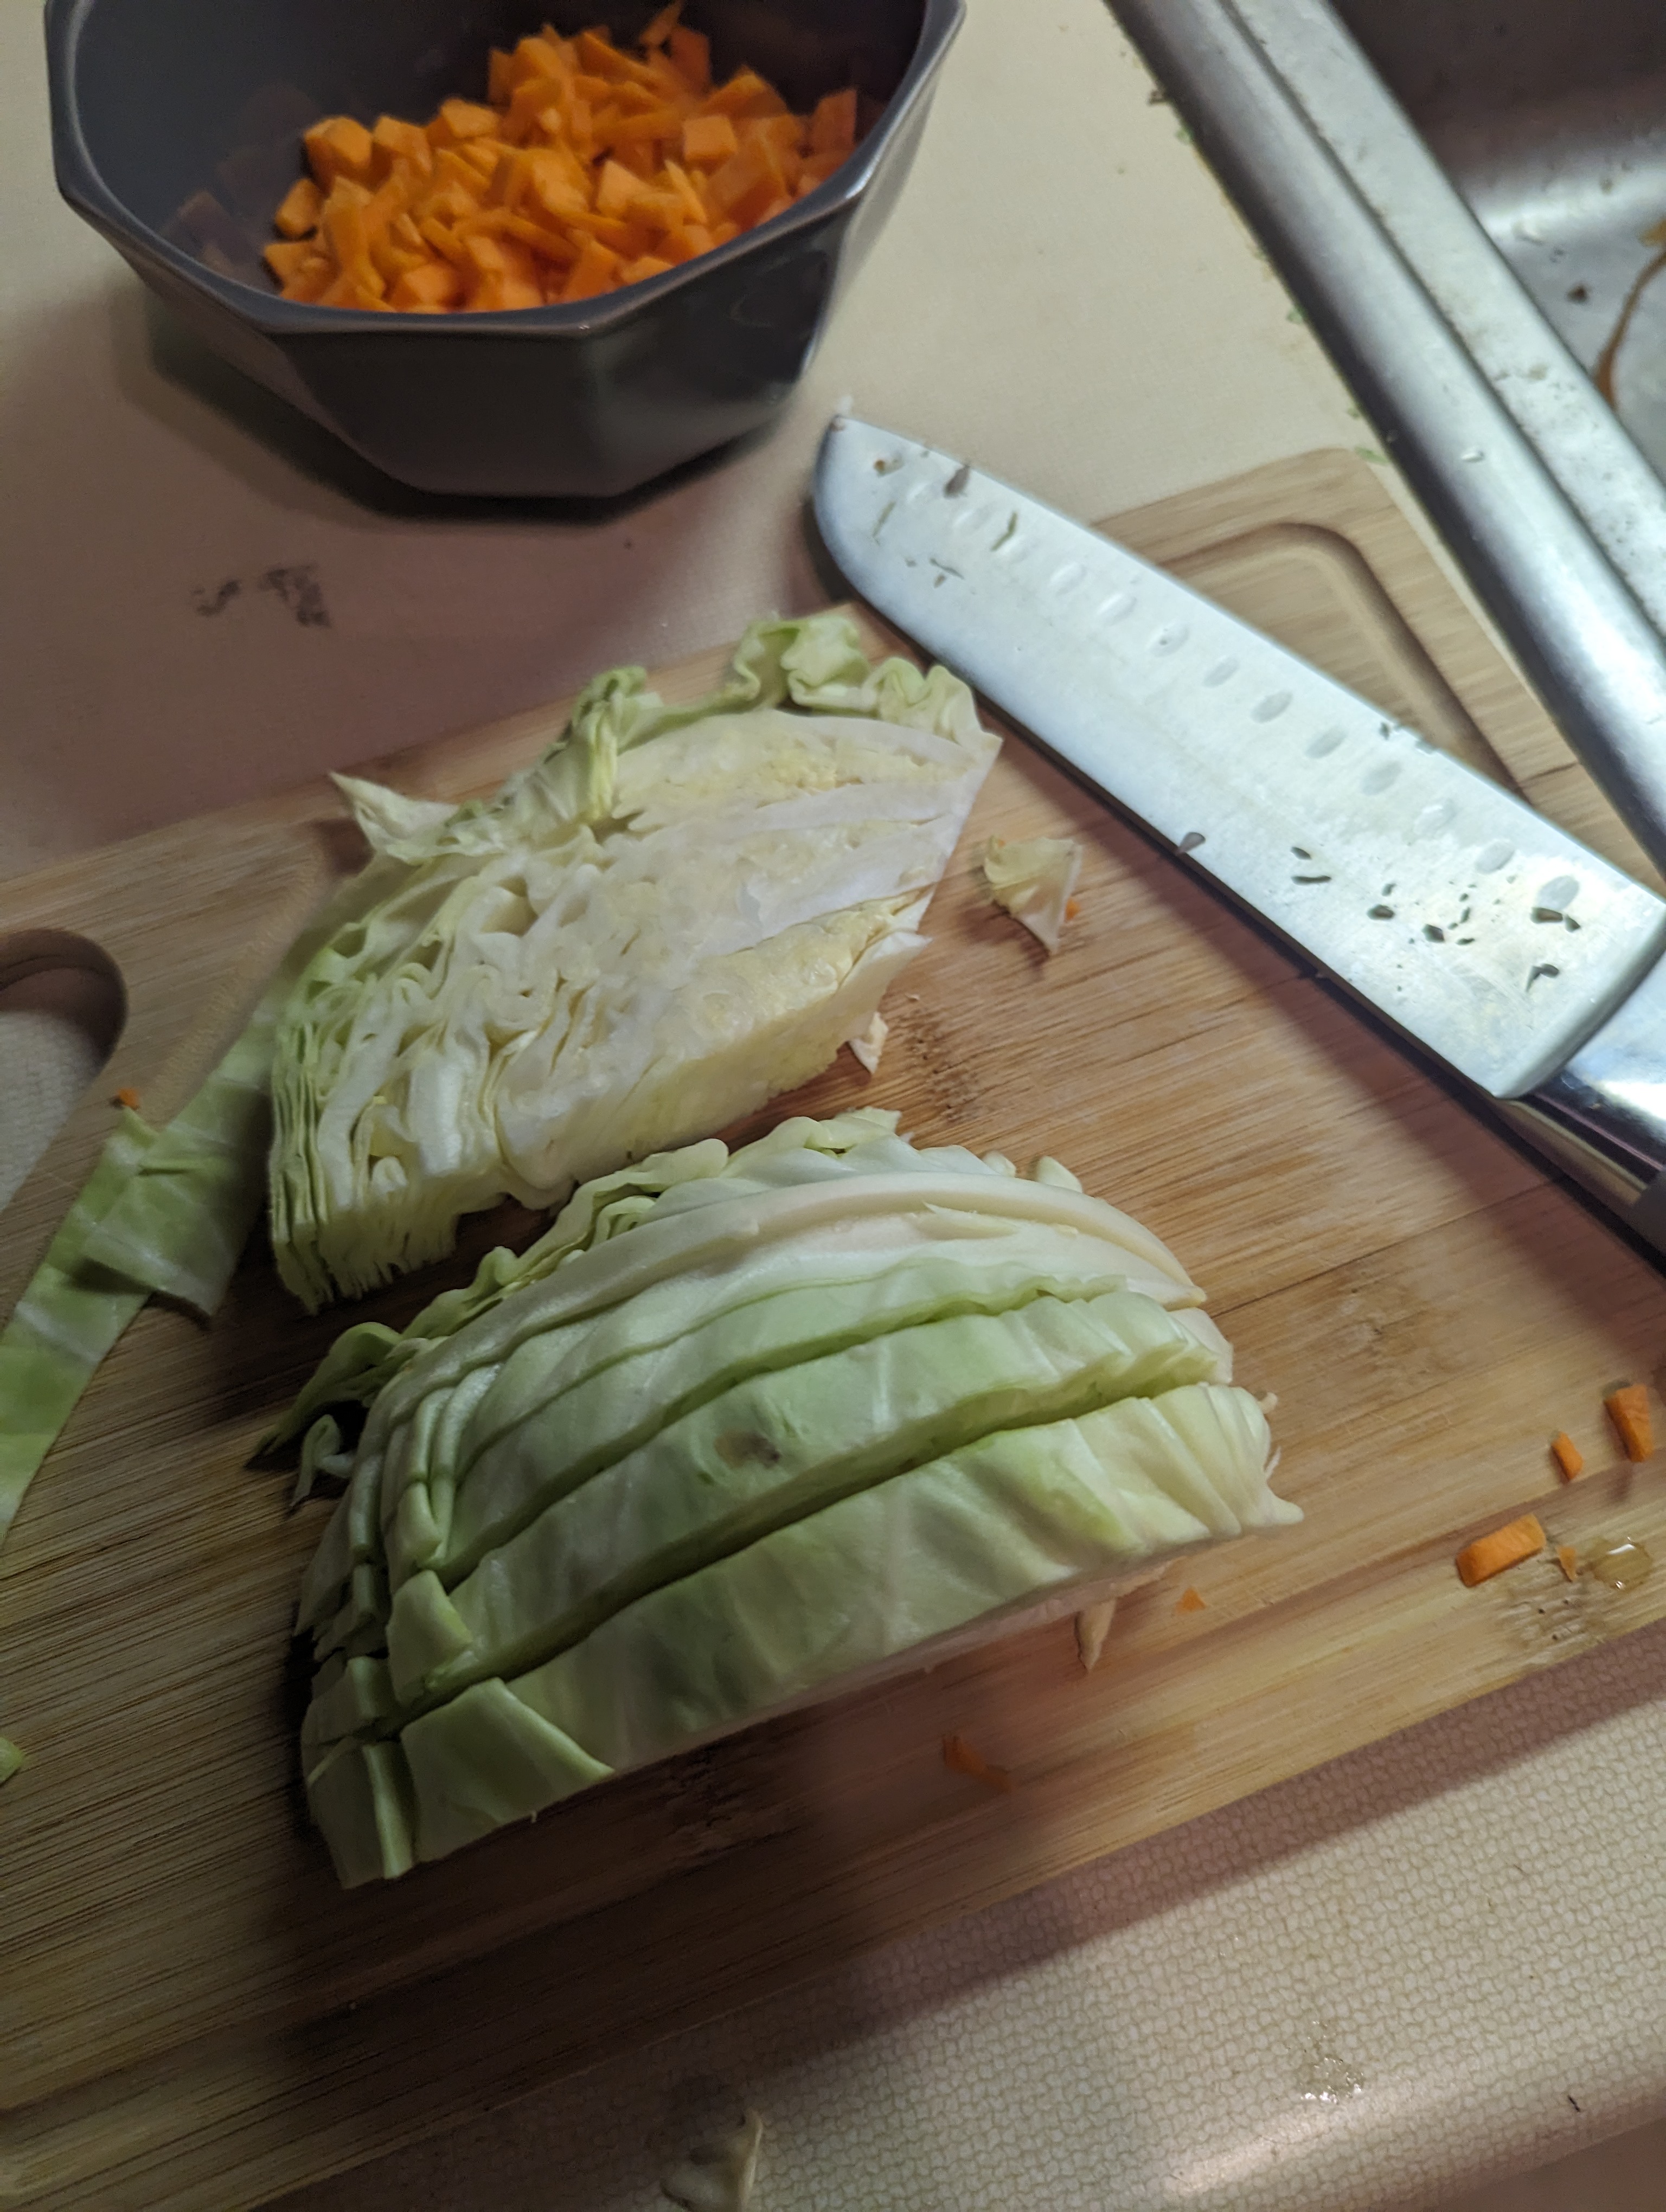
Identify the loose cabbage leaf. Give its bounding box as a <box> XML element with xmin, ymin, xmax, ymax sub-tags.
<box><xmin>979</xmin><ymin>834</ymin><xmax>1082</xmax><ymax>954</ymax></box>
<box><xmin>0</xmin><ymin>849</ymin><xmax>406</xmax><ymax>1555</ymax></box>
<box><xmin>0</xmin><ymin>1112</ymin><xmax>157</xmax><ymax>1545</ymax></box>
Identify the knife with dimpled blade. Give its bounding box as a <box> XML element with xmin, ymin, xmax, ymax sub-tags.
<box><xmin>814</xmin><ymin>415</ymin><xmax>1666</xmax><ymax>1257</ymax></box>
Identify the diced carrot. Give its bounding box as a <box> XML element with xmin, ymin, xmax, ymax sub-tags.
<box><xmin>469</xmin><ymin>208</ymin><xmax>577</xmax><ymax>265</ymax></box>
<box><xmin>456</xmin><ymin>139</ymin><xmax>502</xmax><ymax>185</ymax></box>
<box><xmin>942</xmin><ymin>1733</ymin><xmax>1014</xmax><ymax>1793</ymax></box>
<box><xmin>595</xmin><ymin>157</ymin><xmax>642</xmax><ymax>218</ymax></box>
<box><xmin>418</xmin><ymin>216</ymin><xmax>470</xmax><ymax>267</ymax></box>
<box><xmin>668</xmin><ymin>25</ymin><xmax>712</xmax><ymax>92</ymax></box>
<box><xmin>1605</xmin><ymin>1384</ymin><xmax>1653</xmax><ymax>1461</ymax></box>
<box><xmin>390</xmin><ymin>259</ymin><xmax>463</xmax><ymax>309</ymax></box>
<box><xmin>682</xmin><ymin>112</ymin><xmax>738</xmax><ymax>168</ymax></box>
<box><xmin>1456</xmin><ymin>1514</ymin><xmax>1546</xmax><ymax>1587</ymax></box>
<box><xmin>270</xmin><ymin>28</ymin><xmax>859</xmax><ymax>311</ymax></box>
<box><xmin>560</xmin><ymin>236</ymin><xmax>620</xmax><ymax>301</ymax></box>
<box><xmin>431</xmin><ymin>97</ymin><xmax>500</xmax><ymax>146</ymax></box>
<box><xmin>659</xmin><ymin>221</ymin><xmax>714</xmax><ymax>263</ymax></box>
<box><xmin>1175</xmin><ymin>1586</ymin><xmax>1207</xmax><ymax>1613</ymax></box>
<box><xmin>281</xmin><ymin>254</ymin><xmax>336</xmax><ymax>303</ymax></box>
<box><xmin>605</xmin><ymin>104</ymin><xmax>687</xmax><ymax>146</ymax></box>
<box><xmin>1550</xmin><ymin>1431</ymin><xmax>1584</xmax><ymax>1481</ymax></box>
<box><xmin>507</xmin><ymin>33</ymin><xmax>568</xmax><ymax>89</ymax></box>
<box><xmin>273</xmin><ymin>176</ymin><xmax>323</xmax><ymax>238</ymax></box>
<box><xmin>576</xmin><ymin>28</ymin><xmax>662</xmax><ymax>88</ymax></box>
<box><xmin>703</xmin><ymin>136</ymin><xmax>778</xmax><ymax>221</ymax></box>
<box><xmin>304</xmin><ymin>115</ymin><xmax>376</xmax><ymax>189</ymax></box>
<box><xmin>1556</xmin><ymin>1544</ymin><xmax>1579</xmax><ymax>1582</ymax></box>
<box><xmin>111</xmin><ymin>1086</ymin><xmax>141</xmax><ymax>1110</ymax></box>
<box><xmin>697</xmin><ymin>67</ymin><xmax>779</xmax><ymax>119</ymax></box>
<box><xmin>1065</xmin><ymin>897</ymin><xmax>1082</xmax><ymax>921</ymax></box>
<box><xmin>662</xmin><ymin>159</ymin><xmax>708</xmax><ymax>222</ymax></box>
<box><xmin>810</xmin><ymin>87</ymin><xmax>858</xmax><ymax>158</ymax></box>
<box><xmin>264</xmin><ymin>237</ymin><xmax>319</xmax><ymax>284</ymax></box>
<box><xmin>371</xmin><ymin>116</ymin><xmax>432</xmax><ymax>181</ymax></box>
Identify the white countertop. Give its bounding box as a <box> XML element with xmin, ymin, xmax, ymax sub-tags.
<box><xmin>4</xmin><ymin>2</ymin><xmax>1665</xmax><ymax>2207</ymax></box>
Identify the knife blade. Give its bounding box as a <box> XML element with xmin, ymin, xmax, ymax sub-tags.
<box><xmin>814</xmin><ymin>415</ymin><xmax>1666</xmax><ymax>1256</ymax></box>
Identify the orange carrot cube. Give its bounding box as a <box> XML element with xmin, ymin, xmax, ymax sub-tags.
<box><xmin>304</xmin><ymin>115</ymin><xmax>376</xmax><ymax>189</ymax></box>
<box><xmin>1605</xmin><ymin>1384</ymin><xmax>1653</xmax><ymax>1461</ymax></box>
<box><xmin>274</xmin><ymin>176</ymin><xmax>323</xmax><ymax>237</ymax></box>
<box><xmin>681</xmin><ymin>112</ymin><xmax>737</xmax><ymax>168</ymax></box>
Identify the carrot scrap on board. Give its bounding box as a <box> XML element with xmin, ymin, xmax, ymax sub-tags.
<box><xmin>1604</xmin><ymin>1384</ymin><xmax>1653</xmax><ymax>1462</ymax></box>
<box><xmin>1550</xmin><ymin>1431</ymin><xmax>1584</xmax><ymax>1481</ymax></box>
<box><xmin>1556</xmin><ymin>1544</ymin><xmax>1579</xmax><ymax>1583</ymax></box>
<box><xmin>942</xmin><ymin>1733</ymin><xmax>1014</xmax><ymax>1794</ymax></box>
<box><xmin>1455</xmin><ymin>1514</ymin><xmax>1546</xmax><ymax>1587</ymax></box>
<box><xmin>267</xmin><ymin>11</ymin><xmax>863</xmax><ymax>313</ymax></box>
<box><xmin>111</xmin><ymin>1086</ymin><xmax>141</xmax><ymax>1110</ymax></box>
<box><xmin>1175</xmin><ymin>1586</ymin><xmax>1207</xmax><ymax>1613</ymax></box>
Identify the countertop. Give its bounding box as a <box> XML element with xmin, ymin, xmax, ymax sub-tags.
<box><xmin>3</xmin><ymin>1</ymin><xmax>1664</xmax><ymax>2206</ymax></box>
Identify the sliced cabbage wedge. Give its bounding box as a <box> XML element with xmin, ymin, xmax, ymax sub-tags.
<box><xmin>290</xmin><ymin>1114</ymin><xmax>1297</xmax><ymax>1886</ymax></box>
<box><xmin>269</xmin><ymin>614</ymin><xmax>1000</xmax><ymax>1310</ymax></box>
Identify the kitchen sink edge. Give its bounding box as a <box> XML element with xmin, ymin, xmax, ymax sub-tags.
<box><xmin>1110</xmin><ymin>0</ymin><xmax>1666</xmax><ymax>880</ymax></box>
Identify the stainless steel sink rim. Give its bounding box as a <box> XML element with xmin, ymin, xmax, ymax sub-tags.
<box><xmin>1112</xmin><ymin>0</ymin><xmax>1666</xmax><ymax>878</ymax></box>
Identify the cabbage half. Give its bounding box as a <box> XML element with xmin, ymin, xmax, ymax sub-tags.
<box><xmin>291</xmin><ymin>1111</ymin><xmax>1297</xmax><ymax>1886</ymax></box>
<box><xmin>269</xmin><ymin>614</ymin><xmax>1000</xmax><ymax>1310</ymax></box>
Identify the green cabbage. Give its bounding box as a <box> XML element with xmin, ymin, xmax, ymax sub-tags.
<box><xmin>291</xmin><ymin>1113</ymin><xmax>1296</xmax><ymax>1885</ymax></box>
<box><xmin>979</xmin><ymin>834</ymin><xmax>1082</xmax><ymax>954</ymax></box>
<box><xmin>268</xmin><ymin>614</ymin><xmax>1000</xmax><ymax>1310</ymax></box>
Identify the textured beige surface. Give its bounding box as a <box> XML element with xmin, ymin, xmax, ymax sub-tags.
<box><xmin>3</xmin><ymin>0</ymin><xmax>1661</xmax><ymax>2207</ymax></box>
<box><xmin>277</xmin><ymin>1620</ymin><xmax>1666</xmax><ymax>2212</ymax></box>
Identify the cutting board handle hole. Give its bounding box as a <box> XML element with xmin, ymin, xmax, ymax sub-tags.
<box><xmin>0</xmin><ymin>929</ymin><xmax>127</xmax><ymax>1211</ymax></box>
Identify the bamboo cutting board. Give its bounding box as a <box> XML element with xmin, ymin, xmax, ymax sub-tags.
<box><xmin>4</xmin><ymin>449</ymin><xmax>1666</xmax><ymax>2212</ymax></box>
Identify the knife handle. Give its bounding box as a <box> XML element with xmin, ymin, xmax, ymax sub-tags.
<box><xmin>1516</xmin><ymin>953</ymin><xmax>1666</xmax><ymax>1259</ymax></box>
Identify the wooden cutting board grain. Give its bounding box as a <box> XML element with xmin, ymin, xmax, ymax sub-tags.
<box><xmin>3</xmin><ymin>449</ymin><xmax>1665</xmax><ymax>2211</ymax></box>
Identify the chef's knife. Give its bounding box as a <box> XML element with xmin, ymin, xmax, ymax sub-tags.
<box><xmin>814</xmin><ymin>416</ymin><xmax>1666</xmax><ymax>1258</ymax></box>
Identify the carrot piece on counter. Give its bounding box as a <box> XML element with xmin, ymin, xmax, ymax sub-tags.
<box><xmin>942</xmin><ymin>1733</ymin><xmax>1014</xmax><ymax>1794</ymax></box>
<box><xmin>1175</xmin><ymin>1586</ymin><xmax>1207</xmax><ymax>1613</ymax></box>
<box><xmin>111</xmin><ymin>1086</ymin><xmax>141</xmax><ymax>1110</ymax></box>
<box><xmin>1550</xmin><ymin>1431</ymin><xmax>1584</xmax><ymax>1481</ymax></box>
<box><xmin>1605</xmin><ymin>1384</ymin><xmax>1653</xmax><ymax>1462</ymax></box>
<box><xmin>1065</xmin><ymin>896</ymin><xmax>1082</xmax><ymax>921</ymax></box>
<box><xmin>1556</xmin><ymin>1544</ymin><xmax>1579</xmax><ymax>1582</ymax></box>
<box><xmin>1456</xmin><ymin>1514</ymin><xmax>1546</xmax><ymax>1587</ymax></box>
